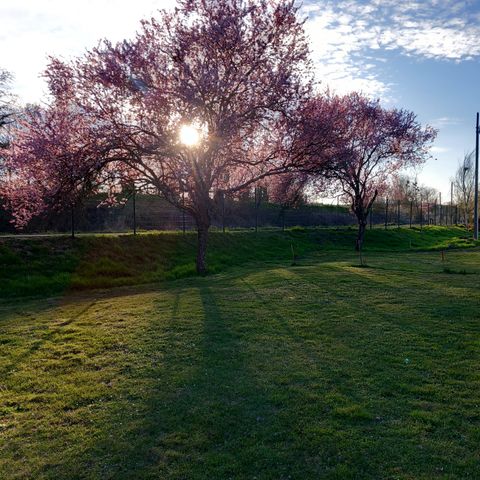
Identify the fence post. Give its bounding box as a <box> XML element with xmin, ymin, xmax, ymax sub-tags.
<box><xmin>439</xmin><ymin>193</ymin><xmax>442</xmax><ymax>225</ymax></box>
<box><xmin>254</xmin><ymin>186</ymin><xmax>259</xmax><ymax>233</ymax></box>
<box><xmin>385</xmin><ymin>198</ymin><xmax>388</xmax><ymax>230</ymax></box>
<box><xmin>420</xmin><ymin>198</ymin><xmax>423</xmax><ymax>229</ymax></box>
<box><xmin>182</xmin><ymin>191</ymin><xmax>186</xmax><ymax>234</ymax></box>
<box><xmin>132</xmin><ymin>186</ymin><xmax>137</xmax><ymax>235</ymax></box>
<box><xmin>70</xmin><ymin>204</ymin><xmax>75</xmax><ymax>239</ymax></box>
<box><xmin>222</xmin><ymin>192</ymin><xmax>226</xmax><ymax>233</ymax></box>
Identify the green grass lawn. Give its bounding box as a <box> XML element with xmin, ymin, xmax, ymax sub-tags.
<box><xmin>1</xmin><ymin>227</ymin><xmax>480</xmax><ymax>479</ymax></box>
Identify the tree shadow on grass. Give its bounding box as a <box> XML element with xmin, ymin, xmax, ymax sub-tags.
<box><xmin>40</xmin><ymin>283</ymin><xmax>291</xmax><ymax>480</ymax></box>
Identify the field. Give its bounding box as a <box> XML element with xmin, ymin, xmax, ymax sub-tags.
<box><xmin>1</xmin><ymin>227</ymin><xmax>480</xmax><ymax>479</ymax></box>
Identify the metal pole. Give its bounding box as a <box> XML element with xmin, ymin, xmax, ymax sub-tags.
<box><xmin>132</xmin><ymin>185</ymin><xmax>137</xmax><ymax>235</ymax></box>
<box><xmin>385</xmin><ymin>198</ymin><xmax>388</xmax><ymax>230</ymax></box>
<box><xmin>397</xmin><ymin>199</ymin><xmax>400</xmax><ymax>228</ymax></box>
<box><xmin>222</xmin><ymin>192</ymin><xmax>225</xmax><ymax>233</ymax></box>
<box><xmin>474</xmin><ymin>112</ymin><xmax>479</xmax><ymax>240</ymax></box>
<box><xmin>439</xmin><ymin>192</ymin><xmax>442</xmax><ymax>226</ymax></box>
<box><xmin>71</xmin><ymin>204</ymin><xmax>75</xmax><ymax>239</ymax></box>
<box><xmin>420</xmin><ymin>197</ymin><xmax>423</xmax><ymax>230</ymax></box>
<box><xmin>254</xmin><ymin>186</ymin><xmax>258</xmax><ymax>233</ymax></box>
<box><xmin>337</xmin><ymin>196</ymin><xmax>340</xmax><ymax>225</ymax></box>
<box><xmin>450</xmin><ymin>181</ymin><xmax>454</xmax><ymax>226</ymax></box>
<box><xmin>182</xmin><ymin>190</ymin><xmax>186</xmax><ymax>234</ymax></box>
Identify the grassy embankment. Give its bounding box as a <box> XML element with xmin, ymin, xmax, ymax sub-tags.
<box><xmin>1</xmin><ymin>226</ymin><xmax>480</xmax><ymax>478</ymax></box>
<box><xmin>0</xmin><ymin>225</ymin><xmax>476</xmax><ymax>299</ymax></box>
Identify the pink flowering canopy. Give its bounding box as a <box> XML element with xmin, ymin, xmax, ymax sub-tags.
<box><xmin>4</xmin><ymin>0</ymin><xmax>314</xmax><ymax>272</ymax></box>
<box><xmin>301</xmin><ymin>92</ymin><xmax>437</xmax><ymax>249</ymax></box>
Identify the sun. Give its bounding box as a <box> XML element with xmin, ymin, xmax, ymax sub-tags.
<box><xmin>179</xmin><ymin>124</ymin><xmax>201</xmax><ymax>147</ymax></box>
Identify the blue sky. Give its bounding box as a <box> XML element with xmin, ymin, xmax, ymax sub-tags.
<box><xmin>1</xmin><ymin>0</ymin><xmax>479</xmax><ymax>199</ymax></box>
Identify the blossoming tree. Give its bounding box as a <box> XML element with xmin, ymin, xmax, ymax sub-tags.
<box><xmin>4</xmin><ymin>0</ymin><xmax>314</xmax><ymax>273</ymax></box>
<box><xmin>302</xmin><ymin>92</ymin><xmax>437</xmax><ymax>251</ymax></box>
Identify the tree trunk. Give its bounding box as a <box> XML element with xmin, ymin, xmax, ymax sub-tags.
<box><xmin>196</xmin><ymin>223</ymin><xmax>209</xmax><ymax>275</ymax></box>
<box><xmin>355</xmin><ymin>221</ymin><xmax>366</xmax><ymax>252</ymax></box>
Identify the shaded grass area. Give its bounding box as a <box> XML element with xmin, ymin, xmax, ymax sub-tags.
<box><xmin>1</xmin><ymin>248</ymin><xmax>480</xmax><ymax>479</ymax></box>
<box><xmin>0</xmin><ymin>226</ymin><xmax>477</xmax><ymax>299</ymax></box>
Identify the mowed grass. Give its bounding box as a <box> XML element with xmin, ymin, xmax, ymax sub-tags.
<box><xmin>1</xmin><ymin>240</ymin><xmax>480</xmax><ymax>478</ymax></box>
<box><xmin>0</xmin><ymin>225</ymin><xmax>477</xmax><ymax>298</ymax></box>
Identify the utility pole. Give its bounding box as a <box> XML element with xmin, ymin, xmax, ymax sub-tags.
<box><xmin>474</xmin><ymin>112</ymin><xmax>479</xmax><ymax>240</ymax></box>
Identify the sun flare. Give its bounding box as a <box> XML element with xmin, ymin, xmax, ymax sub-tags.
<box><xmin>179</xmin><ymin>124</ymin><xmax>201</xmax><ymax>147</ymax></box>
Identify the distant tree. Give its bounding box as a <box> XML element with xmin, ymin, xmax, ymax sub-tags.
<box><xmin>4</xmin><ymin>0</ymin><xmax>313</xmax><ymax>273</ymax></box>
<box><xmin>453</xmin><ymin>151</ymin><xmax>475</xmax><ymax>226</ymax></box>
<box><xmin>303</xmin><ymin>93</ymin><xmax>436</xmax><ymax>251</ymax></box>
<box><xmin>265</xmin><ymin>171</ymin><xmax>310</xmax><ymax>228</ymax></box>
<box><xmin>0</xmin><ymin>69</ymin><xmax>14</xmax><ymax>143</ymax></box>
<box><xmin>388</xmin><ymin>174</ymin><xmax>418</xmax><ymax>202</ymax></box>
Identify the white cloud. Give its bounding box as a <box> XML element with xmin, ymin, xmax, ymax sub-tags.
<box><xmin>302</xmin><ymin>0</ymin><xmax>480</xmax><ymax>100</ymax></box>
<box><xmin>3</xmin><ymin>0</ymin><xmax>480</xmax><ymax>105</ymax></box>
<box><xmin>431</xmin><ymin>146</ymin><xmax>450</xmax><ymax>153</ymax></box>
<box><xmin>431</xmin><ymin>117</ymin><xmax>463</xmax><ymax>128</ymax></box>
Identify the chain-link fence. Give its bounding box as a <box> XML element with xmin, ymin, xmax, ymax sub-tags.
<box><xmin>371</xmin><ymin>197</ymin><xmax>461</xmax><ymax>229</ymax></box>
<box><xmin>0</xmin><ymin>194</ymin><xmax>461</xmax><ymax>235</ymax></box>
